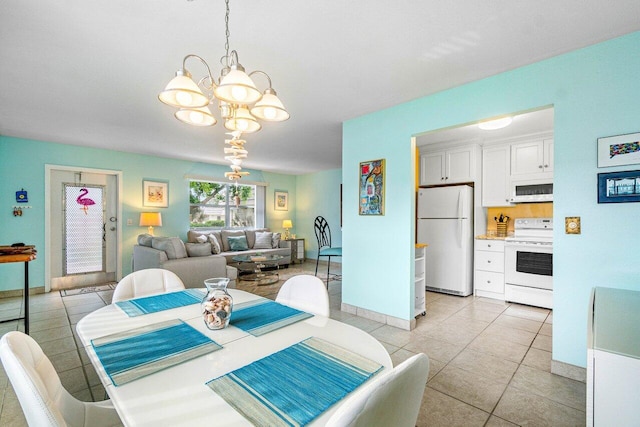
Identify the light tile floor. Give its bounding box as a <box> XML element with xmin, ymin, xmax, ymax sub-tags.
<box><xmin>0</xmin><ymin>262</ymin><xmax>585</xmax><ymax>426</ymax></box>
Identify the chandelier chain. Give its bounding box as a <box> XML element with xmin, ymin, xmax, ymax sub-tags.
<box><xmin>224</xmin><ymin>0</ymin><xmax>230</xmax><ymax>66</ymax></box>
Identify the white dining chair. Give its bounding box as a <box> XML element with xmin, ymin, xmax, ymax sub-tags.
<box><xmin>275</xmin><ymin>274</ymin><xmax>330</xmax><ymax>317</ymax></box>
<box><xmin>0</xmin><ymin>331</ymin><xmax>123</xmax><ymax>427</ymax></box>
<box><xmin>326</xmin><ymin>353</ymin><xmax>430</xmax><ymax>427</ymax></box>
<box><xmin>112</xmin><ymin>268</ymin><xmax>185</xmax><ymax>303</ymax></box>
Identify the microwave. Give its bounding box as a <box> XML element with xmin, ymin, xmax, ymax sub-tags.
<box><xmin>510</xmin><ymin>180</ymin><xmax>553</xmax><ymax>203</ymax></box>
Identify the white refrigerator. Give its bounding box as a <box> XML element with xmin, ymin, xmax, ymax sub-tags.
<box><xmin>417</xmin><ymin>185</ymin><xmax>473</xmax><ymax>296</ymax></box>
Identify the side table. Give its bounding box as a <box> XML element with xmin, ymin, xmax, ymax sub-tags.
<box><xmin>282</xmin><ymin>238</ymin><xmax>305</xmax><ymax>264</ymax></box>
<box><xmin>0</xmin><ymin>251</ymin><xmax>37</xmax><ymax>334</ymax></box>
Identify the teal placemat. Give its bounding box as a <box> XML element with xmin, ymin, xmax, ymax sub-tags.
<box><xmin>115</xmin><ymin>289</ymin><xmax>204</xmax><ymax>317</ymax></box>
<box><xmin>92</xmin><ymin>318</ymin><xmax>221</xmax><ymax>386</ymax></box>
<box><xmin>206</xmin><ymin>337</ymin><xmax>383</xmax><ymax>427</ymax></box>
<box><xmin>230</xmin><ymin>299</ymin><xmax>313</xmax><ymax>336</ymax></box>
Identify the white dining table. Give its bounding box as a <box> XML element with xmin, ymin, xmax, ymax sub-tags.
<box><xmin>76</xmin><ymin>289</ymin><xmax>392</xmax><ymax>426</ymax></box>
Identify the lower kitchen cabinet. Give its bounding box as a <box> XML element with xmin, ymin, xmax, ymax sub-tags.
<box><xmin>474</xmin><ymin>239</ymin><xmax>505</xmax><ymax>300</ymax></box>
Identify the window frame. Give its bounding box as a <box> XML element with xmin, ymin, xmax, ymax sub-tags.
<box><xmin>189</xmin><ymin>179</ymin><xmax>265</xmax><ymax>230</ymax></box>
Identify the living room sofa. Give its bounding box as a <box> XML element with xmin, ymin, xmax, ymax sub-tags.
<box><xmin>132</xmin><ymin>229</ymin><xmax>291</xmax><ymax>288</ymax></box>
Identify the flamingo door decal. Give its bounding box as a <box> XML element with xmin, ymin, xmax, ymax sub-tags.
<box><xmin>76</xmin><ymin>188</ymin><xmax>96</xmax><ymax>214</ymax></box>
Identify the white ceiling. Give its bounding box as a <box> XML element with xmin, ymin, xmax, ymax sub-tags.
<box><xmin>1</xmin><ymin>1</ymin><xmax>639</xmax><ymax>175</ymax></box>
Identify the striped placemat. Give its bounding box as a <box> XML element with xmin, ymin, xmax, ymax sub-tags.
<box><xmin>206</xmin><ymin>337</ymin><xmax>383</xmax><ymax>427</ymax></box>
<box><xmin>115</xmin><ymin>289</ymin><xmax>204</xmax><ymax>317</ymax></box>
<box><xmin>92</xmin><ymin>318</ymin><xmax>221</xmax><ymax>386</ymax></box>
<box><xmin>230</xmin><ymin>299</ymin><xmax>313</xmax><ymax>336</ymax></box>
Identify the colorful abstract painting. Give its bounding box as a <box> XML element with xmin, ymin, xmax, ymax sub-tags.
<box><xmin>359</xmin><ymin>159</ymin><xmax>384</xmax><ymax>215</ymax></box>
<box><xmin>598</xmin><ymin>132</ymin><xmax>640</xmax><ymax>167</ymax></box>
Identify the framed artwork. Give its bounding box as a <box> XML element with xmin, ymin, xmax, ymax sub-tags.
<box><xmin>274</xmin><ymin>191</ymin><xmax>288</xmax><ymax>211</ymax></box>
<box><xmin>598</xmin><ymin>170</ymin><xmax>640</xmax><ymax>203</ymax></box>
<box><xmin>359</xmin><ymin>159</ymin><xmax>385</xmax><ymax>215</ymax></box>
<box><xmin>143</xmin><ymin>180</ymin><xmax>168</xmax><ymax>208</ymax></box>
<box><xmin>597</xmin><ymin>132</ymin><xmax>640</xmax><ymax>168</ymax></box>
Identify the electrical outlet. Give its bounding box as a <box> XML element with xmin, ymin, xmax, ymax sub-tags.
<box><xmin>565</xmin><ymin>217</ymin><xmax>580</xmax><ymax>234</ymax></box>
<box><xmin>127</xmin><ymin>219</ymin><xmax>133</xmax><ymax>226</ymax></box>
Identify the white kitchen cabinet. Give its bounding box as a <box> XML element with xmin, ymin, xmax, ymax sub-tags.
<box><xmin>482</xmin><ymin>143</ymin><xmax>513</xmax><ymax>207</ymax></box>
<box><xmin>587</xmin><ymin>287</ymin><xmax>640</xmax><ymax>427</ymax></box>
<box><xmin>414</xmin><ymin>245</ymin><xmax>426</xmax><ymax>317</ymax></box>
<box><xmin>510</xmin><ymin>138</ymin><xmax>554</xmax><ymax>180</ymax></box>
<box><xmin>420</xmin><ymin>144</ymin><xmax>478</xmax><ymax>186</ymax></box>
<box><xmin>474</xmin><ymin>239</ymin><xmax>505</xmax><ymax>300</ymax></box>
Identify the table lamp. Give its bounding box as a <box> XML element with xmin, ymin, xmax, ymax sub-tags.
<box><xmin>139</xmin><ymin>212</ymin><xmax>162</xmax><ymax>236</ymax></box>
<box><xmin>282</xmin><ymin>219</ymin><xmax>293</xmax><ymax>240</ymax></box>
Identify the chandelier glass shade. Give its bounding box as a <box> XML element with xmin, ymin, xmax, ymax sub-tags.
<box><xmin>157</xmin><ymin>0</ymin><xmax>289</xmax><ymax>181</ymax></box>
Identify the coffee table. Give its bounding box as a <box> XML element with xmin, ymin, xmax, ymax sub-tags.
<box><xmin>232</xmin><ymin>254</ymin><xmax>285</xmax><ymax>286</ymax></box>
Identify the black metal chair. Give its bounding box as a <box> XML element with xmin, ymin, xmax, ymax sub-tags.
<box><xmin>314</xmin><ymin>216</ymin><xmax>342</xmax><ymax>283</ymax></box>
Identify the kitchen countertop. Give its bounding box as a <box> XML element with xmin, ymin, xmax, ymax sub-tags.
<box><xmin>475</xmin><ymin>234</ymin><xmax>512</xmax><ymax>240</ymax></box>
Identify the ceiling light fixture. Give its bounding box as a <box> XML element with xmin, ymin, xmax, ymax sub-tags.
<box><xmin>158</xmin><ymin>0</ymin><xmax>289</xmax><ymax>131</ymax></box>
<box><xmin>478</xmin><ymin>116</ymin><xmax>513</xmax><ymax>130</ymax></box>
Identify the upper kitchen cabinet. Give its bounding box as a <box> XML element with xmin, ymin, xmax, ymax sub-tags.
<box><xmin>420</xmin><ymin>144</ymin><xmax>479</xmax><ymax>186</ymax></box>
<box><xmin>510</xmin><ymin>138</ymin><xmax>554</xmax><ymax>180</ymax></box>
<box><xmin>482</xmin><ymin>143</ymin><xmax>512</xmax><ymax>207</ymax></box>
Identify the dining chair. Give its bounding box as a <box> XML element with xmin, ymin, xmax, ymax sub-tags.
<box><xmin>314</xmin><ymin>216</ymin><xmax>342</xmax><ymax>282</ymax></box>
<box><xmin>0</xmin><ymin>331</ymin><xmax>123</xmax><ymax>427</ymax></box>
<box><xmin>325</xmin><ymin>353</ymin><xmax>430</xmax><ymax>427</ymax></box>
<box><xmin>275</xmin><ymin>274</ymin><xmax>330</xmax><ymax>317</ymax></box>
<box><xmin>112</xmin><ymin>268</ymin><xmax>185</xmax><ymax>303</ymax></box>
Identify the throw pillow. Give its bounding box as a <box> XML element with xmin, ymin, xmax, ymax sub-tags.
<box><xmin>272</xmin><ymin>232</ymin><xmax>281</xmax><ymax>249</ymax></box>
<box><xmin>227</xmin><ymin>235</ymin><xmax>249</xmax><ymax>251</ymax></box>
<box><xmin>137</xmin><ymin>233</ymin><xmax>153</xmax><ymax>247</ymax></box>
<box><xmin>196</xmin><ymin>234</ymin><xmax>208</xmax><ymax>243</ymax></box>
<box><xmin>208</xmin><ymin>234</ymin><xmax>222</xmax><ymax>254</ymax></box>
<box><xmin>185</xmin><ymin>243</ymin><xmax>212</xmax><ymax>257</ymax></box>
<box><xmin>152</xmin><ymin>237</ymin><xmax>188</xmax><ymax>260</ymax></box>
<box><xmin>254</xmin><ymin>231</ymin><xmax>273</xmax><ymax>249</ymax></box>
<box><xmin>221</xmin><ymin>230</ymin><xmax>246</xmax><ymax>251</ymax></box>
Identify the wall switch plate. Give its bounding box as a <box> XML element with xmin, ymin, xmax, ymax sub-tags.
<box><xmin>127</xmin><ymin>219</ymin><xmax>133</xmax><ymax>226</ymax></box>
<box><xmin>565</xmin><ymin>217</ymin><xmax>581</xmax><ymax>234</ymax></box>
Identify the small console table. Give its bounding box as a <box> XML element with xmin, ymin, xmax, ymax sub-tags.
<box><xmin>282</xmin><ymin>238</ymin><xmax>305</xmax><ymax>264</ymax></box>
<box><xmin>0</xmin><ymin>248</ymin><xmax>37</xmax><ymax>335</ymax></box>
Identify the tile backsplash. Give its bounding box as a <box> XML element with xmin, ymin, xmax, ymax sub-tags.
<box><xmin>487</xmin><ymin>203</ymin><xmax>553</xmax><ymax>232</ymax></box>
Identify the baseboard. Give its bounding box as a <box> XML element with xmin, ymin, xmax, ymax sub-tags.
<box><xmin>0</xmin><ymin>286</ymin><xmax>46</xmax><ymax>299</ymax></box>
<box><xmin>551</xmin><ymin>359</ymin><xmax>586</xmax><ymax>382</ymax></box>
<box><xmin>341</xmin><ymin>302</ymin><xmax>415</xmax><ymax>331</ymax></box>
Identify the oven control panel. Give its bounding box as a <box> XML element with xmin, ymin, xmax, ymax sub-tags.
<box><xmin>514</xmin><ymin>218</ymin><xmax>553</xmax><ymax>230</ymax></box>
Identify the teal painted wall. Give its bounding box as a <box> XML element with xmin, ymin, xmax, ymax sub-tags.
<box><xmin>343</xmin><ymin>31</ymin><xmax>640</xmax><ymax>368</ymax></box>
<box><xmin>0</xmin><ymin>137</ymin><xmax>296</xmax><ymax>292</ymax></box>
<box><xmin>296</xmin><ymin>169</ymin><xmax>342</xmax><ymax>261</ymax></box>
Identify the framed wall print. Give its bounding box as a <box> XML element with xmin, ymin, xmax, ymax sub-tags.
<box><xmin>274</xmin><ymin>190</ymin><xmax>288</xmax><ymax>211</ymax></box>
<box><xmin>143</xmin><ymin>180</ymin><xmax>169</xmax><ymax>208</ymax></box>
<box><xmin>359</xmin><ymin>159</ymin><xmax>385</xmax><ymax>215</ymax></box>
<box><xmin>598</xmin><ymin>170</ymin><xmax>640</xmax><ymax>203</ymax></box>
<box><xmin>597</xmin><ymin>132</ymin><xmax>640</xmax><ymax>167</ymax></box>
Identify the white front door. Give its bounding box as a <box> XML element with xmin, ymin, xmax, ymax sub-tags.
<box><xmin>47</xmin><ymin>167</ymin><xmax>120</xmax><ymax>290</ymax></box>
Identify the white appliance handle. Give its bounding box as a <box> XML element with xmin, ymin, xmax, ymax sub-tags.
<box><xmin>457</xmin><ymin>189</ymin><xmax>463</xmax><ymax>247</ymax></box>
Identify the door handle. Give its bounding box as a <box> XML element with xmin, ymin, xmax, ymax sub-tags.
<box><xmin>110</xmin><ymin>227</ymin><xmax>116</xmax><ymax>231</ymax></box>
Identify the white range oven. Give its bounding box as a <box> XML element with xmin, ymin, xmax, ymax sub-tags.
<box><xmin>504</xmin><ymin>218</ymin><xmax>553</xmax><ymax>309</ymax></box>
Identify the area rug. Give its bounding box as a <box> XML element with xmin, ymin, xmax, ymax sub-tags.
<box><xmin>60</xmin><ymin>282</ymin><xmax>116</xmax><ymax>297</ymax></box>
<box><xmin>236</xmin><ymin>265</ymin><xmax>341</xmax><ymax>299</ymax></box>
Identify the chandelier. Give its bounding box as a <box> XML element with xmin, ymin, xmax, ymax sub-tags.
<box><xmin>158</xmin><ymin>0</ymin><xmax>289</xmax><ymax>179</ymax></box>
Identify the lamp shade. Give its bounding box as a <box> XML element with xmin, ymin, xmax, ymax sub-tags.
<box><xmin>282</xmin><ymin>219</ymin><xmax>293</xmax><ymax>229</ymax></box>
<box><xmin>175</xmin><ymin>106</ymin><xmax>217</xmax><ymax>126</ymax></box>
<box><xmin>214</xmin><ymin>67</ymin><xmax>262</xmax><ymax>104</ymax></box>
<box><xmin>224</xmin><ymin>106</ymin><xmax>261</xmax><ymax>133</ymax></box>
<box><xmin>139</xmin><ymin>212</ymin><xmax>162</xmax><ymax>236</ymax></box>
<box><xmin>250</xmin><ymin>89</ymin><xmax>290</xmax><ymax>122</ymax></box>
<box><xmin>158</xmin><ymin>71</ymin><xmax>209</xmax><ymax>108</ymax></box>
